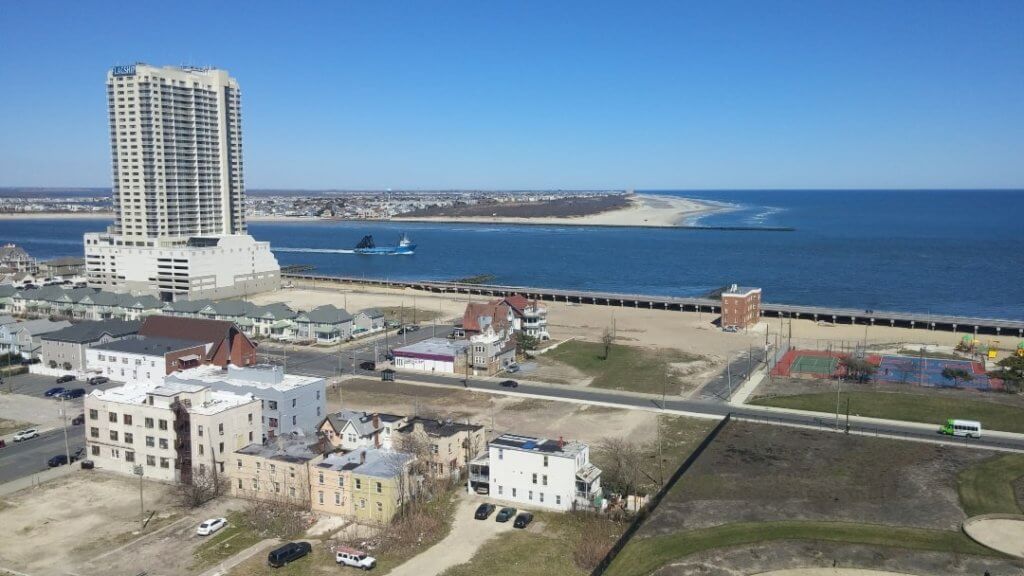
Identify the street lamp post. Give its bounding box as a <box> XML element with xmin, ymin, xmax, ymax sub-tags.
<box><xmin>59</xmin><ymin>394</ymin><xmax>71</xmax><ymax>466</ymax></box>
<box><xmin>134</xmin><ymin>464</ymin><xmax>145</xmax><ymax>530</ymax></box>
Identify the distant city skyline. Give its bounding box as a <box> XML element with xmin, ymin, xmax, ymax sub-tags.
<box><xmin>1</xmin><ymin>0</ymin><xmax>1022</xmax><ymax>190</ymax></box>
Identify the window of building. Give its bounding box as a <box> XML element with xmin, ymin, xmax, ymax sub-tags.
<box><xmin>160</xmin><ymin>457</ymin><xmax>169</xmax><ymax>468</ymax></box>
<box><xmin>109</xmin><ymin>412</ymin><xmax>118</xmax><ymax>423</ymax></box>
<box><xmin>110</xmin><ymin>430</ymin><xmax>119</xmax><ymax>441</ymax></box>
<box><xmin>512</xmin><ymin>487</ymin><xmax>517</xmax><ymax>497</ymax></box>
<box><xmin>431</xmin><ymin>444</ymin><xmax>438</xmax><ymax>454</ymax></box>
<box><xmin>355</xmin><ymin>478</ymin><xmax>362</xmax><ymax>490</ymax></box>
<box><xmin>532</xmin><ymin>473</ymin><xmax>537</xmax><ymax>484</ymax></box>
<box><xmin>218</xmin><ymin>442</ymin><xmax>224</xmax><ymax>453</ymax></box>
<box><xmin>90</xmin><ymin>427</ymin><xmax>99</xmax><ymax>438</ymax></box>
<box><xmin>499</xmin><ymin>448</ymin><xmax>504</xmax><ymax>460</ymax></box>
<box><xmin>539</xmin><ymin>492</ymin><xmax>544</xmax><ymax>502</ymax></box>
<box><xmin>89</xmin><ymin>409</ymin><xmax>98</xmax><ymax>420</ymax></box>
<box><xmin>91</xmin><ymin>445</ymin><xmax>100</xmax><ymax>456</ymax></box>
<box><xmin>145</xmin><ymin>417</ymin><xmax>153</xmax><ymax>428</ymax></box>
<box><xmin>334</xmin><ymin>492</ymin><xmax>340</xmax><ymax>505</ymax></box>
<box><xmin>236</xmin><ymin>459</ymin><xmax>242</xmax><ymax>468</ymax></box>
<box><xmin>124</xmin><ymin>432</ymin><xmax>133</xmax><ymax>444</ymax></box>
<box><xmin>375</xmin><ymin>482</ymin><xmax>382</xmax><ymax>494</ymax></box>
<box><xmin>268</xmin><ymin>400</ymin><xmax>277</xmax><ymax>410</ymax></box>
<box><xmin>158</xmin><ymin>419</ymin><xmax>167</xmax><ymax>430</ymax></box>
<box><xmin>248</xmin><ymin>431</ymin><xmax>253</xmax><ymax>442</ymax></box>
<box><xmin>556</xmin><ymin>495</ymin><xmax>561</xmax><ymax>505</ymax></box>
<box><xmin>111</xmin><ymin>448</ymin><xmax>120</xmax><ymax>459</ymax></box>
<box><xmin>146</xmin><ymin>436</ymin><xmax>154</xmax><ymax>447</ymax></box>
<box><xmin>497</xmin><ymin>485</ymin><xmax>503</xmax><ymax>495</ymax></box>
<box><xmin>146</xmin><ymin>455</ymin><xmax>156</xmax><ymax>466</ymax></box>
<box><xmin>338</xmin><ymin>476</ymin><xmax>344</xmax><ymax>487</ymax></box>
<box><xmin>248</xmin><ymin>413</ymin><xmax>253</xmax><ymax>423</ymax></box>
<box><xmin>318</xmin><ymin>491</ymin><xmax>323</xmax><ymax>504</ymax></box>
<box><xmin>359</xmin><ymin>499</ymin><xmax>366</xmax><ymax>509</ymax></box>
<box><xmin>123</xmin><ymin>414</ymin><xmax>132</xmax><ymax>426</ymax></box>
<box><xmin>218</xmin><ymin>423</ymin><xmax>224</xmax><ymax>435</ymax></box>
<box><xmin>252</xmin><ymin>478</ymin><xmax>258</xmax><ymax>490</ymax></box>
<box><xmin>159</xmin><ymin>438</ymin><xmax>168</xmax><ymax>449</ymax></box>
<box><xmin>198</xmin><ymin>444</ymin><xmax>204</xmax><ymax>455</ymax></box>
<box><xmin>197</xmin><ymin>425</ymin><xmax>203</xmax><ymax>437</ymax></box>
<box><xmin>376</xmin><ymin>501</ymin><xmax>383</xmax><ymax>513</ymax></box>
<box><xmin>543</xmin><ymin>455</ymin><xmax>548</xmax><ymax>467</ymax></box>
<box><xmin>238</xmin><ymin>479</ymin><xmax>243</xmax><ymax>489</ymax></box>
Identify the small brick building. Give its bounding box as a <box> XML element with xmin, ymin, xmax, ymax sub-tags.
<box><xmin>720</xmin><ymin>284</ymin><xmax>762</xmax><ymax>329</ymax></box>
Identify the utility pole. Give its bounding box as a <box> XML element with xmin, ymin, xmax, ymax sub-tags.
<box><xmin>845</xmin><ymin>398</ymin><xmax>851</xmax><ymax>433</ymax></box>
<box><xmin>59</xmin><ymin>395</ymin><xmax>70</xmax><ymax>466</ymax></box>
<box><xmin>726</xmin><ymin>359</ymin><xmax>732</xmax><ymax>400</ymax></box>
<box><xmin>464</xmin><ymin>347</ymin><xmax>470</xmax><ymax>387</ymax></box>
<box><xmin>832</xmin><ymin>344</ymin><xmax>840</xmax><ymax>430</ymax></box>
<box><xmin>134</xmin><ymin>464</ymin><xmax>145</xmax><ymax>531</ymax></box>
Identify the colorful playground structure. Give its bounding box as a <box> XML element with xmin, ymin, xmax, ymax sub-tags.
<box><xmin>772</xmin><ymin>348</ymin><xmax>999</xmax><ymax>391</ymax></box>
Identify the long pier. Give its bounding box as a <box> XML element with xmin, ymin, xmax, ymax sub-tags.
<box><xmin>283</xmin><ymin>273</ymin><xmax>1024</xmax><ymax>337</ymax></box>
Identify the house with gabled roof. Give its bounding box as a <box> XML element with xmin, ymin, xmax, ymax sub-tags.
<box><xmin>40</xmin><ymin>319</ymin><xmax>142</xmax><ymax>372</ymax></box>
<box><xmin>353</xmin><ymin>308</ymin><xmax>385</xmax><ymax>335</ymax></box>
<box><xmin>318</xmin><ymin>409</ymin><xmax>408</xmax><ymax>451</ymax></box>
<box><xmin>251</xmin><ymin>303</ymin><xmax>298</xmax><ymax>339</ymax></box>
<box><xmin>294</xmin><ymin>304</ymin><xmax>353</xmax><ymax>344</ymax></box>
<box><xmin>138</xmin><ymin>315</ymin><xmax>258</xmax><ymax>368</ymax></box>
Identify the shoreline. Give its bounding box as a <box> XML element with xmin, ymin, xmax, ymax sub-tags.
<box><xmin>0</xmin><ymin>194</ymin><xmax>738</xmax><ymax>228</ymax></box>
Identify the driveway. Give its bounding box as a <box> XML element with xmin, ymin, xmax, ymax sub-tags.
<box><xmin>387</xmin><ymin>493</ymin><xmax>524</xmax><ymax>576</ymax></box>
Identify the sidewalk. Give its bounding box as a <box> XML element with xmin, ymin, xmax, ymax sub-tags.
<box><xmin>197</xmin><ymin>538</ymin><xmax>281</xmax><ymax>576</ymax></box>
<box><xmin>0</xmin><ymin>463</ymin><xmax>77</xmax><ymax>497</ymax></box>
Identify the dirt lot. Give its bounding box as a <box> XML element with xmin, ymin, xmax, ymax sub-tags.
<box><xmin>642</xmin><ymin>422</ymin><xmax>989</xmax><ymax>534</ymax></box>
<box><xmin>0</xmin><ymin>471</ymin><xmax>239</xmax><ymax>576</ymax></box>
<box><xmin>332</xmin><ymin>378</ymin><xmax>659</xmax><ymax>445</ymax></box>
<box><xmin>653</xmin><ymin>540</ymin><xmax>1018</xmax><ymax>576</ymax></box>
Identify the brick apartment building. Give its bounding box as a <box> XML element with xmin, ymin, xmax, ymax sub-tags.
<box><xmin>720</xmin><ymin>284</ymin><xmax>762</xmax><ymax>329</ymax></box>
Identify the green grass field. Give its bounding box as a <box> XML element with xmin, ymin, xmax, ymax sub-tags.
<box><xmin>957</xmin><ymin>454</ymin><xmax>1024</xmax><ymax>517</ymax></box>
<box><xmin>542</xmin><ymin>341</ymin><xmax>702</xmax><ymax>395</ymax></box>
<box><xmin>751</xmin><ymin>390</ymin><xmax>1024</xmax><ymax>434</ymax></box>
<box><xmin>192</xmin><ymin>512</ymin><xmax>264</xmax><ymax>572</ymax></box>
<box><xmin>603</xmin><ymin>521</ymin><xmax>998</xmax><ymax>576</ymax></box>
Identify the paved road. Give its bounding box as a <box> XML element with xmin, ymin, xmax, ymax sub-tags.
<box><xmin>257</xmin><ymin>325</ymin><xmax>455</xmax><ymax>378</ymax></box>
<box><xmin>699</xmin><ymin>345</ymin><xmax>769</xmax><ymax>401</ymax></box>
<box><xmin>0</xmin><ymin>428</ymin><xmax>85</xmax><ymax>484</ymax></box>
<box><xmin>2</xmin><ymin>372</ymin><xmax>120</xmax><ymax>398</ymax></box>
<box><xmin>345</xmin><ymin>369</ymin><xmax>1024</xmax><ymax>453</ymax></box>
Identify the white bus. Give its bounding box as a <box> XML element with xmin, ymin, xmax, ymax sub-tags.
<box><xmin>940</xmin><ymin>419</ymin><xmax>982</xmax><ymax>438</ymax></box>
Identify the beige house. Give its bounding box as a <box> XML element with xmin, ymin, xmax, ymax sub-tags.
<box><xmin>395</xmin><ymin>417</ymin><xmax>486</xmax><ymax>478</ymax></box>
<box><xmin>318</xmin><ymin>410</ymin><xmax>407</xmax><ymax>451</ymax></box>
<box><xmin>310</xmin><ymin>448</ymin><xmax>414</xmax><ymax>525</ymax></box>
<box><xmin>228</xmin><ymin>441</ymin><xmax>322</xmax><ymax>507</ymax></box>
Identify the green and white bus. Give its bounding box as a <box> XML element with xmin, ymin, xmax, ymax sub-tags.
<box><xmin>939</xmin><ymin>419</ymin><xmax>982</xmax><ymax>438</ymax></box>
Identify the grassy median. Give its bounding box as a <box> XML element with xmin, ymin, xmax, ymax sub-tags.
<box><xmin>957</xmin><ymin>454</ymin><xmax>1024</xmax><ymax>516</ymax></box>
<box><xmin>604</xmin><ymin>521</ymin><xmax>998</xmax><ymax>576</ymax></box>
<box><xmin>542</xmin><ymin>341</ymin><xmax>702</xmax><ymax>395</ymax></box>
<box><xmin>751</xmin><ymin>390</ymin><xmax>1024</xmax><ymax>433</ymax></box>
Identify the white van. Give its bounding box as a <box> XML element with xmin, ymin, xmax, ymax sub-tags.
<box><xmin>940</xmin><ymin>419</ymin><xmax>982</xmax><ymax>438</ymax></box>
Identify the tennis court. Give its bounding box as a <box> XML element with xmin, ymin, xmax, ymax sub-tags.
<box><xmin>771</xmin><ymin>349</ymin><xmax>843</xmax><ymax>378</ymax></box>
<box><xmin>874</xmin><ymin>355</ymin><xmax>991</xmax><ymax>389</ymax></box>
<box><xmin>790</xmin><ymin>354</ymin><xmax>838</xmax><ymax>376</ymax></box>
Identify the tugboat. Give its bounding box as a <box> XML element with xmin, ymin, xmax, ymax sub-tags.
<box><xmin>352</xmin><ymin>233</ymin><xmax>416</xmax><ymax>255</ymax></box>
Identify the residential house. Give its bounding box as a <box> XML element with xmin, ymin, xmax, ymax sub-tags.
<box><xmin>468</xmin><ymin>433</ymin><xmax>603</xmax><ymax>512</ymax></box>
<box><xmin>250</xmin><ymin>303</ymin><xmax>298</xmax><ymax>339</ymax></box>
<box><xmin>461</xmin><ymin>301</ymin><xmax>513</xmax><ymax>338</ymax></box>
<box><xmin>392</xmin><ymin>338</ymin><xmax>469</xmax><ymax>375</ymax></box>
<box><xmin>166</xmin><ymin>364</ymin><xmax>326</xmax><ymax>442</ymax></box>
<box><xmin>294</xmin><ymin>305</ymin><xmax>353</xmax><ymax>344</ymax></box>
<box><xmin>311</xmin><ymin>448</ymin><xmax>415</xmax><ymax>524</ymax></box>
<box><xmin>229</xmin><ymin>440</ymin><xmax>321</xmax><ymax>506</ymax></box>
<box><xmin>467</xmin><ymin>319</ymin><xmax>517</xmax><ymax>376</ymax></box>
<box><xmin>0</xmin><ymin>244</ymin><xmax>36</xmax><ymax>273</ymax></box>
<box><xmin>0</xmin><ymin>318</ymin><xmax>72</xmax><ymax>358</ymax></box>
<box><xmin>0</xmin><ymin>285</ymin><xmax>16</xmax><ymax>313</ymax></box>
<box><xmin>40</xmin><ymin>319</ymin><xmax>141</xmax><ymax>372</ymax></box>
<box><xmin>501</xmin><ymin>295</ymin><xmax>550</xmax><ymax>340</ymax></box>
<box><xmin>38</xmin><ymin>257</ymin><xmax>86</xmax><ymax>278</ymax></box>
<box><xmin>318</xmin><ymin>409</ymin><xmax>408</xmax><ymax>451</ymax></box>
<box><xmin>395</xmin><ymin>417</ymin><xmax>486</xmax><ymax>478</ymax></box>
<box><xmin>353</xmin><ymin>308</ymin><xmax>385</xmax><ymax>335</ymax></box>
<box><xmin>85</xmin><ymin>380</ymin><xmax>262</xmax><ymax>482</ymax></box>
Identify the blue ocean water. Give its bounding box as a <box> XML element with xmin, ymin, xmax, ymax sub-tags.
<box><xmin>2</xmin><ymin>190</ymin><xmax>1022</xmax><ymax>319</ymax></box>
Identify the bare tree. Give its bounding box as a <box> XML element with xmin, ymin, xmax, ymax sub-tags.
<box><xmin>601</xmin><ymin>327</ymin><xmax>614</xmax><ymax>360</ymax></box>
<box><xmin>597</xmin><ymin>437</ymin><xmax>647</xmax><ymax>509</ymax></box>
<box><xmin>176</xmin><ymin>466</ymin><xmax>228</xmax><ymax>508</ymax></box>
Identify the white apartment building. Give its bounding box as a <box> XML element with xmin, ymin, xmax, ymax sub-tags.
<box><xmin>84</xmin><ymin>381</ymin><xmax>261</xmax><ymax>482</ymax></box>
<box><xmin>86</xmin><ymin>335</ymin><xmax>207</xmax><ymax>386</ymax></box>
<box><xmin>165</xmin><ymin>364</ymin><xmax>326</xmax><ymax>442</ymax></box>
<box><xmin>468</xmin><ymin>433</ymin><xmax>603</xmax><ymax>512</ymax></box>
<box><xmin>84</xmin><ymin>63</ymin><xmax>279</xmax><ymax>301</ymax></box>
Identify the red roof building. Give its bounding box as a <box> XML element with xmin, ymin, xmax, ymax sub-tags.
<box><xmin>139</xmin><ymin>315</ymin><xmax>258</xmax><ymax>367</ymax></box>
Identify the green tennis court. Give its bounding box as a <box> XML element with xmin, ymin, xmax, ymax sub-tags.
<box><xmin>790</xmin><ymin>354</ymin><xmax>838</xmax><ymax>375</ymax></box>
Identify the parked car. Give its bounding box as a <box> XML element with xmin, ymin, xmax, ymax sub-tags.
<box><xmin>722</xmin><ymin>325</ymin><xmax>739</xmax><ymax>333</ymax></box>
<box><xmin>55</xmin><ymin>374</ymin><xmax>76</xmax><ymax>384</ymax></box>
<box><xmin>398</xmin><ymin>325</ymin><xmax>420</xmax><ymax>335</ymax></box>
<box><xmin>495</xmin><ymin>507</ymin><xmax>517</xmax><ymax>522</ymax></box>
<box><xmin>72</xmin><ymin>447</ymin><xmax>85</xmax><ymax>460</ymax></box>
<box><xmin>61</xmin><ymin>388</ymin><xmax>87</xmax><ymax>399</ymax></box>
<box><xmin>359</xmin><ymin>361</ymin><xmax>376</xmax><ymax>371</ymax></box>
<box><xmin>197</xmin><ymin>517</ymin><xmax>227</xmax><ymax>536</ymax></box>
<box><xmin>80</xmin><ymin>460</ymin><xmax>95</xmax><ymax>470</ymax></box>
<box><xmin>474</xmin><ymin>503</ymin><xmax>496</xmax><ymax>520</ymax></box>
<box><xmin>20</xmin><ymin>357</ymin><xmax>40</xmax><ymax>366</ymax></box>
<box><xmin>499</xmin><ymin>380</ymin><xmax>519</xmax><ymax>388</ymax></box>
<box><xmin>88</xmin><ymin>376</ymin><xmax>109</xmax><ymax>386</ymax></box>
<box><xmin>44</xmin><ymin>387</ymin><xmax>66</xmax><ymax>397</ymax></box>
<box><xmin>513</xmin><ymin>512</ymin><xmax>534</xmax><ymax>529</ymax></box>
<box><xmin>71</xmin><ymin>414</ymin><xmax>85</xmax><ymax>425</ymax></box>
<box><xmin>336</xmin><ymin>545</ymin><xmax>376</xmax><ymax>570</ymax></box>
<box><xmin>13</xmin><ymin>429</ymin><xmax>39</xmax><ymax>442</ymax></box>
<box><xmin>48</xmin><ymin>454</ymin><xmax>69</xmax><ymax>467</ymax></box>
<box><xmin>267</xmin><ymin>541</ymin><xmax>312</xmax><ymax>568</ymax></box>
<box><xmin>506</xmin><ymin>364</ymin><xmax>521</xmax><ymax>373</ymax></box>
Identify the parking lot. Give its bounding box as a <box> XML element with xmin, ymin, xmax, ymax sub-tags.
<box><xmin>1</xmin><ymin>371</ymin><xmax>121</xmax><ymax>399</ymax></box>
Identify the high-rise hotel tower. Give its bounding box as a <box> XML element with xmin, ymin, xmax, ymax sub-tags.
<box><xmin>85</xmin><ymin>64</ymin><xmax>279</xmax><ymax>301</ymax></box>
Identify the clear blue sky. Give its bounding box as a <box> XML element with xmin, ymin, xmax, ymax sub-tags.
<box><xmin>1</xmin><ymin>1</ymin><xmax>1022</xmax><ymax>190</ymax></box>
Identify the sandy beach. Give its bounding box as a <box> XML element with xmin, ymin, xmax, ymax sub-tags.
<box><xmin>389</xmin><ymin>193</ymin><xmax>729</xmax><ymax>227</ymax></box>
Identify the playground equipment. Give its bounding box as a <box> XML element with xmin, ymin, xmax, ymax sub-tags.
<box><xmin>988</xmin><ymin>340</ymin><xmax>1000</xmax><ymax>359</ymax></box>
<box><xmin>1017</xmin><ymin>341</ymin><xmax>1024</xmax><ymax>358</ymax></box>
<box><xmin>958</xmin><ymin>335</ymin><xmax>980</xmax><ymax>353</ymax></box>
